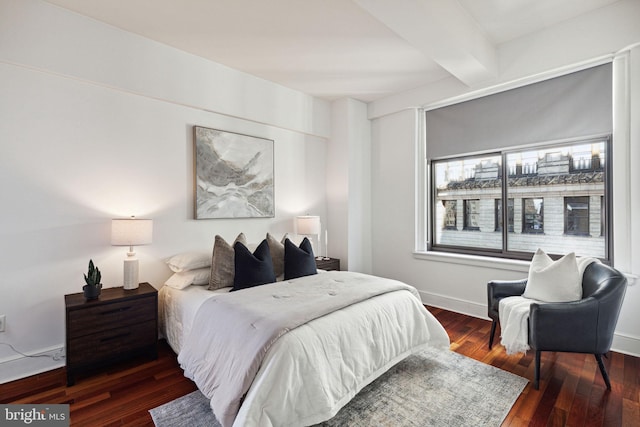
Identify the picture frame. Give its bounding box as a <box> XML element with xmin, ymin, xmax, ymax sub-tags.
<box><xmin>194</xmin><ymin>126</ymin><xmax>274</xmax><ymax>219</ymax></box>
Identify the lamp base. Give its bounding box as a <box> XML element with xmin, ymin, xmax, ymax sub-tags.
<box><xmin>123</xmin><ymin>257</ymin><xmax>139</xmax><ymax>290</ymax></box>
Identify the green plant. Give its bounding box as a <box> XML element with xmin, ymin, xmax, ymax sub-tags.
<box><xmin>84</xmin><ymin>259</ymin><xmax>102</xmax><ymax>287</ymax></box>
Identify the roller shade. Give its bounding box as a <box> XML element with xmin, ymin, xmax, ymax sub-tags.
<box><xmin>426</xmin><ymin>63</ymin><xmax>612</xmax><ymax>159</ymax></box>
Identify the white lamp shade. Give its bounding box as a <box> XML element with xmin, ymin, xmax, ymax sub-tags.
<box><xmin>296</xmin><ymin>215</ymin><xmax>321</xmax><ymax>235</ymax></box>
<box><xmin>111</xmin><ymin>218</ymin><xmax>153</xmax><ymax>246</ymax></box>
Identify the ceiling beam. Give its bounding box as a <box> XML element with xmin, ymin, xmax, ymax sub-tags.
<box><xmin>353</xmin><ymin>0</ymin><xmax>497</xmax><ymax>87</ymax></box>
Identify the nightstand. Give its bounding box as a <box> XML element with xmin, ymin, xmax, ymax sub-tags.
<box><xmin>64</xmin><ymin>282</ymin><xmax>158</xmax><ymax>386</ymax></box>
<box><xmin>316</xmin><ymin>257</ymin><xmax>340</xmax><ymax>271</ymax></box>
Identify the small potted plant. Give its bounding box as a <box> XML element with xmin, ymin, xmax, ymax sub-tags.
<box><xmin>83</xmin><ymin>259</ymin><xmax>102</xmax><ymax>300</ymax></box>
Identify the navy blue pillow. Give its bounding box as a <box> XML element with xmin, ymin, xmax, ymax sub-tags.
<box><xmin>232</xmin><ymin>239</ymin><xmax>277</xmax><ymax>291</ymax></box>
<box><xmin>284</xmin><ymin>237</ymin><xmax>318</xmax><ymax>280</ymax></box>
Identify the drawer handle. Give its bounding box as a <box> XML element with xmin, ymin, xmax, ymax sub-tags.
<box><xmin>100</xmin><ymin>332</ymin><xmax>131</xmax><ymax>342</ymax></box>
<box><xmin>99</xmin><ymin>306</ymin><xmax>132</xmax><ymax>315</ymax></box>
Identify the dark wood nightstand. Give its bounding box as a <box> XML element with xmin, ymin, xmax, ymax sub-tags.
<box><xmin>64</xmin><ymin>282</ymin><xmax>158</xmax><ymax>386</ymax></box>
<box><xmin>316</xmin><ymin>257</ymin><xmax>340</xmax><ymax>271</ymax></box>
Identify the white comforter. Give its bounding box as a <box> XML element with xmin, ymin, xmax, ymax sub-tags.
<box><xmin>160</xmin><ymin>271</ymin><xmax>450</xmax><ymax>427</ymax></box>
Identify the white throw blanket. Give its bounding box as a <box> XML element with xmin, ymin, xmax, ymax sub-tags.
<box><xmin>499</xmin><ymin>296</ymin><xmax>536</xmax><ymax>355</ymax></box>
<box><xmin>499</xmin><ymin>256</ymin><xmax>599</xmax><ymax>355</ymax></box>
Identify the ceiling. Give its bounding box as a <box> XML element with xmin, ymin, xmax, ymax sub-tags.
<box><xmin>43</xmin><ymin>0</ymin><xmax>620</xmax><ymax>102</ymax></box>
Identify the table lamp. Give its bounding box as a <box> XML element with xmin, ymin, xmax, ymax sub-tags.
<box><xmin>111</xmin><ymin>217</ymin><xmax>153</xmax><ymax>290</ymax></box>
<box><xmin>296</xmin><ymin>215</ymin><xmax>322</xmax><ymax>260</ymax></box>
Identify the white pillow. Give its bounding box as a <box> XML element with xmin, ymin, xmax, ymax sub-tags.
<box><xmin>523</xmin><ymin>248</ymin><xmax>582</xmax><ymax>302</ymax></box>
<box><xmin>165</xmin><ymin>268</ymin><xmax>211</xmax><ymax>289</ymax></box>
<box><xmin>165</xmin><ymin>251</ymin><xmax>211</xmax><ymax>273</ymax></box>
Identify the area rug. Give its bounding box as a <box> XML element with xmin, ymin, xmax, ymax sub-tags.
<box><xmin>150</xmin><ymin>347</ymin><xmax>528</xmax><ymax>427</ymax></box>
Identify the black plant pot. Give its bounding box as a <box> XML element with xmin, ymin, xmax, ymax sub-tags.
<box><xmin>83</xmin><ymin>284</ymin><xmax>102</xmax><ymax>300</ymax></box>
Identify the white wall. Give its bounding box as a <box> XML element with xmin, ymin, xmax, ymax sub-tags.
<box><xmin>0</xmin><ymin>0</ymin><xmax>330</xmax><ymax>382</ymax></box>
<box><xmin>369</xmin><ymin>1</ymin><xmax>640</xmax><ymax>356</ymax></box>
<box><xmin>327</xmin><ymin>98</ymin><xmax>372</xmax><ymax>273</ymax></box>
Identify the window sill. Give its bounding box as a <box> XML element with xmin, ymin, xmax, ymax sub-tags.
<box><xmin>413</xmin><ymin>251</ymin><xmax>638</xmax><ymax>286</ymax></box>
<box><xmin>413</xmin><ymin>250</ymin><xmax>530</xmax><ymax>274</ymax></box>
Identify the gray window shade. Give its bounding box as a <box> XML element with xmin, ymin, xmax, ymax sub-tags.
<box><xmin>426</xmin><ymin>63</ymin><xmax>612</xmax><ymax>159</ymax></box>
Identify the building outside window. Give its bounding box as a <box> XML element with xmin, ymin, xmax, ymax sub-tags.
<box><xmin>443</xmin><ymin>200</ymin><xmax>457</xmax><ymax>230</ymax></box>
<box><xmin>431</xmin><ymin>139</ymin><xmax>609</xmax><ymax>260</ymax></box>
<box><xmin>464</xmin><ymin>200</ymin><xmax>480</xmax><ymax>230</ymax></box>
<box><xmin>495</xmin><ymin>198</ymin><xmax>514</xmax><ymax>232</ymax></box>
<box><xmin>565</xmin><ymin>197</ymin><xmax>590</xmax><ymax>236</ymax></box>
<box><xmin>522</xmin><ymin>198</ymin><xmax>544</xmax><ymax>234</ymax></box>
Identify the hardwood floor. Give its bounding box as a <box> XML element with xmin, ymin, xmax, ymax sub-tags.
<box><xmin>2</xmin><ymin>307</ymin><xmax>638</xmax><ymax>426</ymax></box>
<box><xmin>428</xmin><ymin>307</ymin><xmax>640</xmax><ymax>427</ymax></box>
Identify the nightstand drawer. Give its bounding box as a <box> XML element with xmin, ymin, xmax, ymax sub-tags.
<box><xmin>67</xmin><ymin>298</ymin><xmax>156</xmax><ymax>337</ymax></box>
<box><xmin>67</xmin><ymin>320</ymin><xmax>157</xmax><ymax>365</ymax></box>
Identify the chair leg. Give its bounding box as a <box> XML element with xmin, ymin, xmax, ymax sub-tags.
<box><xmin>534</xmin><ymin>350</ymin><xmax>541</xmax><ymax>390</ymax></box>
<box><xmin>489</xmin><ymin>320</ymin><xmax>497</xmax><ymax>350</ymax></box>
<box><xmin>595</xmin><ymin>354</ymin><xmax>612</xmax><ymax>390</ymax></box>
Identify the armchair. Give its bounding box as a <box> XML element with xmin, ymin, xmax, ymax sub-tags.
<box><xmin>487</xmin><ymin>262</ymin><xmax>627</xmax><ymax>389</ymax></box>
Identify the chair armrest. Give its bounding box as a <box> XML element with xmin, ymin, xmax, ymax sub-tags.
<box><xmin>487</xmin><ymin>279</ymin><xmax>527</xmax><ymax>300</ymax></box>
<box><xmin>487</xmin><ymin>279</ymin><xmax>527</xmax><ymax>320</ymax></box>
<box><xmin>529</xmin><ymin>299</ymin><xmax>598</xmax><ymax>353</ymax></box>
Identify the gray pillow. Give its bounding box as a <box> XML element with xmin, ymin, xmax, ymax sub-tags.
<box><xmin>266</xmin><ymin>232</ymin><xmax>288</xmax><ymax>278</ymax></box>
<box><xmin>208</xmin><ymin>233</ymin><xmax>247</xmax><ymax>290</ymax></box>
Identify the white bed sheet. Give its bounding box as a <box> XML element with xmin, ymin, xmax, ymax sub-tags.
<box><xmin>159</xmin><ymin>284</ymin><xmax>230</xmax><ymax>354</ymax></box>
<box><xmin>159</xmin><ymin>272</ymin><xmax>450</xmax><ymax>427</ymax></box>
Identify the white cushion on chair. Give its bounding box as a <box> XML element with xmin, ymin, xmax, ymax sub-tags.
<box><xmin>523</xmin><ymin>248</ymin><xmax>582</xmax><ymax>302</ymax></box>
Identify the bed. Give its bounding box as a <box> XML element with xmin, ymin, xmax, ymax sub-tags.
<box><xmin>159</xmin><ymin>270</ymin><xmax>450</xmax><ymax>427</ymax></box>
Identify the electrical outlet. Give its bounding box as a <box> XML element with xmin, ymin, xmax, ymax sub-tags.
<box><xmin>0</xmin><ymin>315</ymin><xmax>5</xmax><ymax>332</ymax></box>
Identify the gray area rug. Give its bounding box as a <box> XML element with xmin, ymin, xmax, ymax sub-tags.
<box><xmin>150</xmin><ymin>347</ymin><xmax>527</xmax><ymax>427</ymax></box>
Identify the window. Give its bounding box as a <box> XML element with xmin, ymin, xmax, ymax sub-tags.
<box><xmin>565</xmin><ymin>197</ymin><xmax>590</xmax><ymax>236</ymax></box>
<box><xmin>464</xmin><ymin>200</ymin><xmax>480</xmax><ymax>230</ymax></box>
<box><xmin>522</xmin><ymin>198</ymin><xmax>544</xmax><ymax>234</ymax></box>
<box><xmin>431</xmin><ymin>138</ymin><xmax>610</xmax><ymax>260</ymax></box>
<box><xmin>433</xmin><ymin>155</ymin><xmax>502</xmax><ymax>252</ymax></box>
<box><xmin>443</xmin><ymin>200</ymin><xmax>457</xmax><ymax>230</ymax></box>
<box><xmin>495</xmin><ymin>199</ymin><xmax>514</xmax><ymax>232</ymax></box>
<box><xmin>601</xmin><ymin>196</ymin><xmax>605</xmax><ymax>236</ymax></box>
<box><xmin>425</xmin><ymin>64</ymin><xmax>611</xmax><ymax>261</ymax></box>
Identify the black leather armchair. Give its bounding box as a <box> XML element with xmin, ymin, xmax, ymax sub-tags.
<box><xmin>487</xmin><ymin>262</ymin><xmax>627</xmax><ymax>389</ymax></box>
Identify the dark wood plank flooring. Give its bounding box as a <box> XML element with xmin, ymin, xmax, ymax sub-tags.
<box><xmin>1</xmin><ymin>307</ymin><xmax>638</xmax><ymax>426</ymax></box>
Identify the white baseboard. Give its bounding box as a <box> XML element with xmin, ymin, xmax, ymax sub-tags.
<box><xmin>0</xmin><ymin>345</ymin><xmax>65</xmax><ymax>384</ymax></box>
<box><xmin>611</xmin><ymin>332</ymin><xmax>640</xmax><ymax>357</ymax></box>
<box><xmin>419</xmin><ymin>290</ymin><xmax>489</xmax><ymax>320</ymax></box>
<box><xmin>419</xmin><ymin>290</ymin><xmax>640</xmax><ymax>358</ymax></box>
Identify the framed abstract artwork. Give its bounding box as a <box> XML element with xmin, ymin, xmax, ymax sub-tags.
<box><xmin>194</xmin><ymin>126</ymin><xmax>274</xmax><ymax>219</ymax></box>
